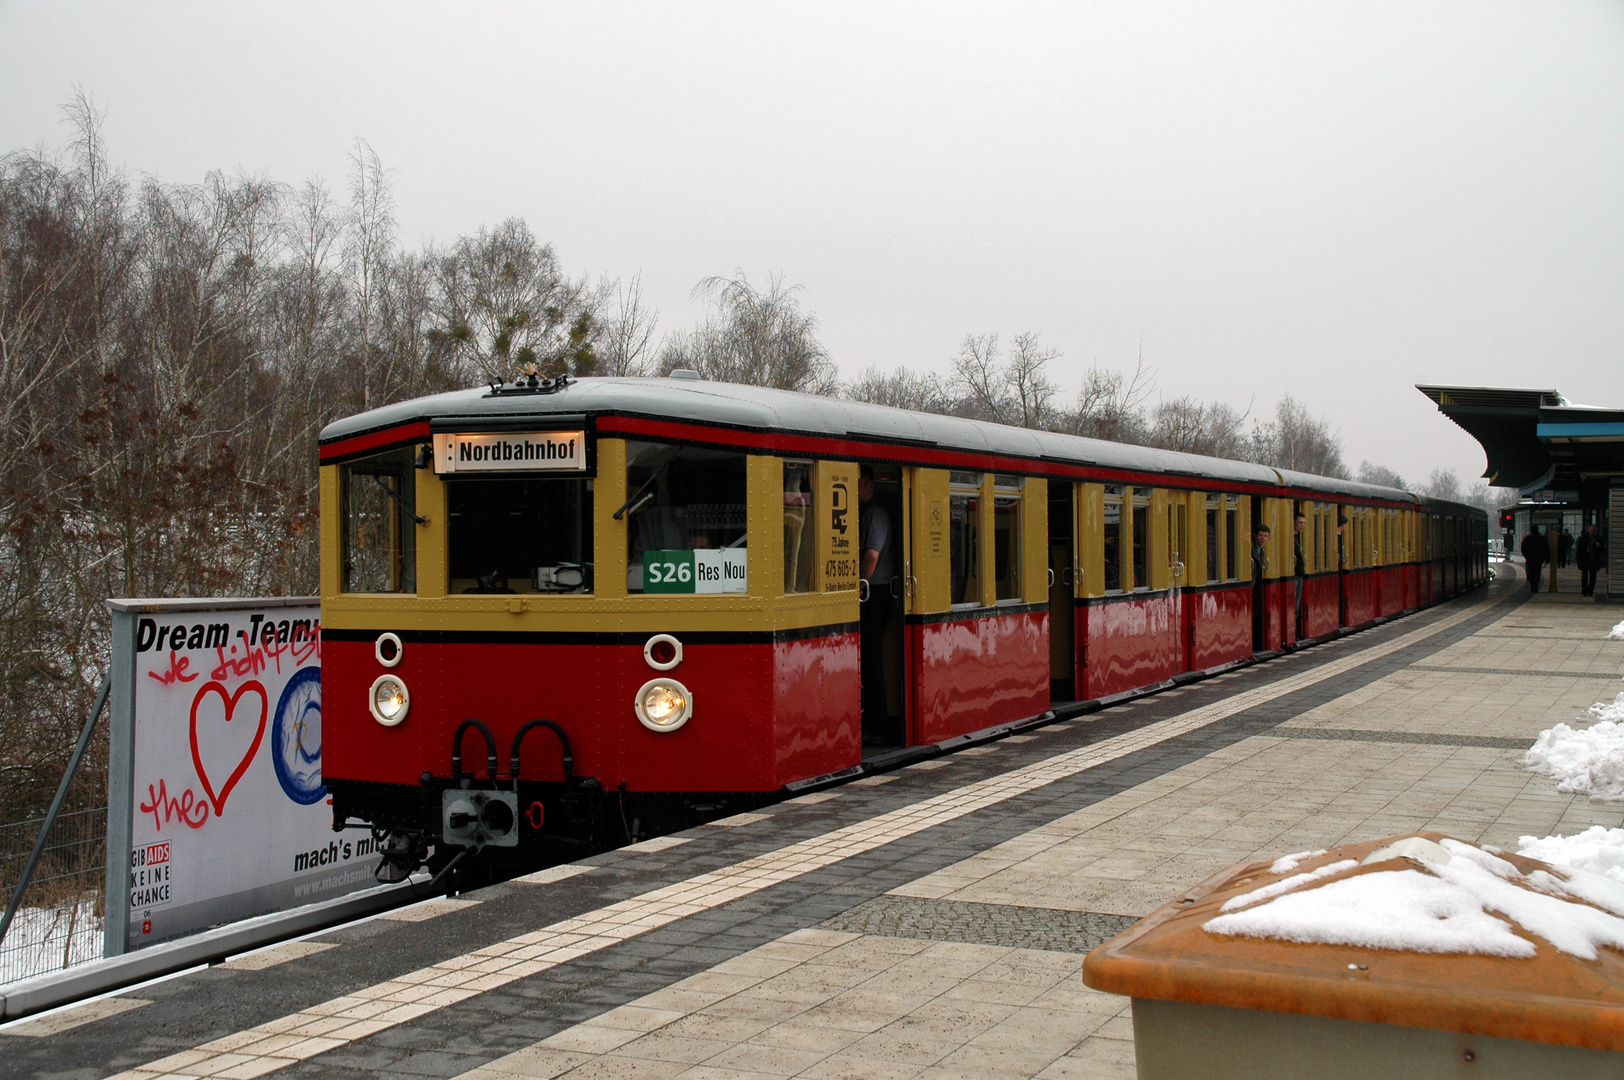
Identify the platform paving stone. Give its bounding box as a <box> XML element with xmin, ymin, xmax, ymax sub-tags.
<box><xmin>5</xmin><ymin>566</ymin><xmax>1622</xmax><ymax>1079</ymax></box>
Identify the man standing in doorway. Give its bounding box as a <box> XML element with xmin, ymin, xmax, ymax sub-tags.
<box><xmin>1520</xmin><ymin>526</ymin><xmax>1549</xmax><ymax>594</ymax></box>
<box><xmin>858</xmin><ymin>466</ymin><xmax>898</xmax><ymax>743</ymax></box>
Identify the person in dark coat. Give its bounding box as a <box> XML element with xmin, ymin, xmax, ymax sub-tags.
<box><xmin>1558</xmin><ymin>528</ymin><xmax>1574</xmax><ymax>569</ymax></box>
<box><xmin>1520</xmin><ymin>527</ymin><xmax>1550</xmax><ymax>594</ymax></box>
<box><xmin>1576</xmin><ymin>523</ymin><xmax>1605</xmax><ymax>598</ymax></box>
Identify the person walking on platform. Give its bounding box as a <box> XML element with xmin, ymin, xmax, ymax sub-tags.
<box><xmin>1520</xmin><ymin>527</ymin><xmax>1549</xmax><ymax>594</ymax></box>
<box><xmin>1577</xmin><ymin>523</ymin><xmax>1605</xmax><ymax>598</ymax></box>
<box><xmin>1558</xmin><ymin>527</ymin><xmax>1574</xmax><ymax>569</ymax></box>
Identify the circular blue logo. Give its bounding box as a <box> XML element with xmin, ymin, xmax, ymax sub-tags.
<box><xmin>271</xmin><ymin>666</ymin><xmax>325</xmax><ymax>805</ymax></box>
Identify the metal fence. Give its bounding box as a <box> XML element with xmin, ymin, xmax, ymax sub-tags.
<box><xmin>0</xmin><ymin>808</ymin><xmax>106</xmax><ymax>985</ymax></box>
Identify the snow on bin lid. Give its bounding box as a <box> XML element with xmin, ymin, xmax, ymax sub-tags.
<box><xmin>1082</xmin><ymin>832</ymin><xmax>1624</xmax><ymax>1052</ymax></box>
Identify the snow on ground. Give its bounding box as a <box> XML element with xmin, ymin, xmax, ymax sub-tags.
<box><xmin>1608</xmin><ymin>618</ymin><xmax>1624</xmax><ymax>641</ymax></box>
<box><xmin>1519</xmin><ymin>826</ymin><xmax>1624</xmax><ymax>883</ymax></box>
<box><xmin>1205</xmin><ymin>840</ymin><xmax>1624</xmax><ymax>960</ymax></box>
<box><xmin>0</xmin><ymin>901</ymin><xmax>102</xmax><ymax>986</ymax></box>
<box><xmin>1522</xmin><ymin>687</ymin><xmax>1624</xmax><ymax>800</ymax></box>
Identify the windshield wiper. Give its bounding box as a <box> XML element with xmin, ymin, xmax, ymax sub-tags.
<box><xmin>613</xmin><ymin>448</ymin><xmax>681</xmax><ymax>520</ymax></box>
<box><xmin>372</xmin><ymin>473</ymin><xmax>428</xmax><ymax>526</ymax></box>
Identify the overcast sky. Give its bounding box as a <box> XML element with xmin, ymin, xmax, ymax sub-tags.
<box><xmin>3</xmin><ymin>2</ymin><xmax>1620</xmax><ymax>486</ymax></box>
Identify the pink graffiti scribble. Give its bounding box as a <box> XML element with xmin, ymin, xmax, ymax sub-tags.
<box><xmin>146</xmin><ymin>650</ymin><xmax>198</xmax><ymax>687</ymax></box>
<box><xmin>138</xmin><ymin>778</ymin><xmax>210</xmax><ymax>831</ymax></box>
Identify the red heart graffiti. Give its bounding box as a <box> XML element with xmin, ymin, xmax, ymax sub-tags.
<box><xmin>189</xmin><ymin>680</ymin><xmax>268</xmax><ymax>817</ymax></box>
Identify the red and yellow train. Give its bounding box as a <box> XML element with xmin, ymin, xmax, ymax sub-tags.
<box><xmin>317</xmin><ymin>373</ymin><xmax>1488</xmax><ymax>879</ymax></box>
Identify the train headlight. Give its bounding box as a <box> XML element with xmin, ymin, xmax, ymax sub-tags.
<box><xmin>635</xmin><ymin>677</ymin><xmax>692</xmax><ymax>733</ymax></box>
<box><xmin>370</xmin><ymin>674</ymin><xmax>410</xmax><ymax>727</ymax></box>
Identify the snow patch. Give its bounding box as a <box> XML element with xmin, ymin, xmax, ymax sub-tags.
<box><xmin>1268</xmin><ymin>850</ymin><xmax>1326</xmax><ymax>874</ymax></box>
<box><xmin>1608</xmin><ymin>618</ymin><xmax>1624</xmax><ymax>642</ymax></box>
<box><xmin>1524</xmin><ymin>711</ymin><xmax>1624</xmax><ymax>801</ymax></box>
<box><xmin>1221</xmin><ymin>860</ymin><xmax>1358</xmax><ymax>912</ymax></box>
<box><xmin>0</xmin><ymin>902</ymin><xmax>103</xmax><ymax>986</ymax></box>
<box><xmin>1519</xmin><ymin>826</ymin><xmax>1624</xmax><ymax>884</ymax></box>
<box><xmin>1204</xmin><ymin>837</ymin><xmax>1624</xmax><ymax>960</ymax></box>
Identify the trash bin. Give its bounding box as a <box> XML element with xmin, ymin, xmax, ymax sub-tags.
<box><xmin>1082</xmin><ymin>831</ymin><xmax>1624</xmax><ymax>1079</ymax></box>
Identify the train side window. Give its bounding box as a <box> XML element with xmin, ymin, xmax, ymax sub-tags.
<box><xmin>1103</xmin><ymin>486</ymin><xmax>1123</xmax><ymax>592</ymax></box>
<box><xmin>993</xmin><ymin>475</ymin><xmax>1022</xmax><ymax>602</ymax></box>
<box><xmin>624</xmin><ymin>440</ymin><xmax>748</xmax><ymax>594</ymax></box>
<box><xmin>1225</xmin><ymin>495</ymin><xmax>1242</xmax><ymax>581</ymax></box>
<box><xmin>950</xmin><ymin>472</ymin><xmax>982</xmax><ymax>606</ymax></box>
<box><xmin>783</xmin><ymin>461</ymin><xmax>815</xmax><ymax>594</ymax></box>
<box><xmin>341</xmin><ymin>447</ymin><xmax>417</xmax><ymax>594</ymax></box>
<box><xmin>1131</xmin><ymin>493</ymin><xmax>1149</xmax><ymax>590</ymax></box>
<box><xmin>448</xmin><ymin>477</ymin><xmax>593</xmax><ymax>594</ymax></box>
<box><xmin>1205</xmin><ymin>496</ymin><xmax>1220</xmax><ymax>583</ymax></box>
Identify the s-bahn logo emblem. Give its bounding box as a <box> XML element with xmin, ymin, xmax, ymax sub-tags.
<box><xmin>831</xmin><ymin>482</ymin><xmax>848</xmax><ymax>535</ymax></box>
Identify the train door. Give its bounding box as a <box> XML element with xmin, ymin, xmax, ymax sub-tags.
<box><xmin>1250</xmin><ymin>495</ymin><xmax>1266</xmax><ymax>652</ymax></box>
<box><xmin>1165</xmin><ymin>493</ymin><xmax>1189</xmax><ymax>672</ymax></box>
<box><xmin>859</xmin><ymin>463</ymin><xmax>908</xmax><ymax>748</ymax></box>
<box><xmin>1048</xmin><ymin>481</ymin><xmax>1077</xmax><ymax>702</ymax></box>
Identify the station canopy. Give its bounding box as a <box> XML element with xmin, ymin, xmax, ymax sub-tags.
<box><xmin>1417</xmin><ymin>385</ymin><xmax>1624</xmax><ymax>507</ymax></box>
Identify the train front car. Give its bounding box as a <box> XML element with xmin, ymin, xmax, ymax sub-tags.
<box><xmin>317</xmin><ymin>376</ymin><xmax>862</xmax><ymax>882</ymax></box>
<box><xmin>316</xmin><ymin>374</ymin><xmax>1490</xmax><ymax>884</ymax></box>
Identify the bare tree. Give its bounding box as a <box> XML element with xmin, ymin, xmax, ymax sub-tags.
<box><xmin>1418</xmin><ymin>468</ymin><xmax>1463</xmax><ymax>501</ymax></box>
<box><xmin>1147</xmin><ymin>396</ymin><xmax>1250</xmax><ymax>457</ymax></box>
<box><xmin>1069</xmin><ymin>349</ymin><xmax>1153</xmax><ymax>443</ymax></box>
<box><xmin>429</xmin><ymin>218</ymin><xmax>605</xmax><ymax>383</ymax></box>
<box><xmin>345</xmin><ymin>140</ymin><xmax>395</xmax><ymax>408</ymax></box>
<box><xmin>1248</xmin><ymin>395</ymin><xmax>1349</xmax><ymax>478</ymax></box>
<box><xmin>951</xmin><ymin>333</ymin><xmax>1008</xmax><ymax>424</ymax></box>
<box><xmin>844</xmin><ymin>364</ymin><xmax>952</xmax><ymax>412</ymax></box>
<box><xmin>658</xmin><ymin>272</ymin><xmax>835</xmax><ymax>394</ymax></box>
<box><xmin>599</xmin><ymin>273</ymin><xmax>659</xmax><ymax>377</ymax></box>
<box><xmin>1356</xmin><ymin>461</ymin><xmax>1408</xmax><ymax>490</ymax></box>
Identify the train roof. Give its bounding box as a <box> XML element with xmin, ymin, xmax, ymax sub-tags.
<box><xmin>320</xmin><ymin>375</ymin><xmax>1477</xmax><ymax>512</ymax></box>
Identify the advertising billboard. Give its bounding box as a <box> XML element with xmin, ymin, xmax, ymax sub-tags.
<box><xmin>105</xmin><ymin>598</ymin><xmax>375</xmax><ymax>954</ymax></box>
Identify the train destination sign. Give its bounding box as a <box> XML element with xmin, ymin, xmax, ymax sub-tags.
<box><xmin>433</xmin><ymin>430</ymin><xmax>587</xmax><ymax>473</ymax></box>
<box><xmin>642</xmin><ymin>548</ymin><xmax>747</xmax><ymax>594</ymax></box>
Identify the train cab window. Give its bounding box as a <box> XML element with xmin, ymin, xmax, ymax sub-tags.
<box><xmin>624</xmin><ymin>440</ymin><xmax>748</xmax><ymax>594</ymax></box>
<box><xmin>341</xmin><ymin>447</ymin><xmax>417</xmax><ymax>594</ymax></box>
<box><xmin>1131</xmin><ymin>493</ymin><xmax>1149</xmax><ymax>590</ymax></box>
<box><xmin>783</xmin><ymin>461</ymin><xmax>814</xmax><ymax>594</ymax></box>
<box><xmin>448</xmin><ymin>477</ymin><xmax>592</xmax><ymax>594</ymax></box>
<box><xmin>1225</xmin><ymin>495</ymin><xmax>1242</xmax><ymax>581</ymax></box>
<box><xmin>1205</xmin><ymin>496</ymin><xmax>1220</xmax><ymax>583</ymax></box>
<box><xmin>1103</xmin><ymin>486</ymin><xmax>1123</xmax><ymax>592</ymax></box>
<box><xmin>993</xmin><ymin>475</ymin><xmax>1023</xmax><ymax>602</ymax></box>
<box><xmin>949</xmin><ymin>472</ymin><xmax>982</xmax><ymax>606</ymax></box>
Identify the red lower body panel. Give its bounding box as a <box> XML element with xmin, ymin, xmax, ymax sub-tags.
<box><xmin>1343</xmin><ymin>570</ymin><xmax>1376</xmax><ymax>626</ymax></box>
<box><xmin>1080</xmin><ymin>594</ymin><xmax>1179</xmax><ymax>699</ymax></box>
<box><xmin>1186</xmin><ymin>585</ymin><xmax>1252</xmax><ymax>671</ymax></box>
<box><xmin>910</xmin><ymin>610</ymin><xmax>1049</xmax><ymax>745</ymax></box>
<box><xmin>323</xmin><ymin>634</ymin><xmax>859</xmax><ymax>796</ymax></box>
<box><xmin>1301</xmin><ymin>575</ymin><xmax>1340</xmax><ymax>639</ymax></box>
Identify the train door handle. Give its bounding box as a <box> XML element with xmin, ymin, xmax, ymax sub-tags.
<box><xmin>1060</xmin><ymin>566</ymin><xmax>1072</xmax><ymax>585</ymax></box>
<box><xmin>906</xmin><ymin>575</ymin><xmax>917</xmax><ymax>598</ymax></box>
<box><xmin>1172</xmin><ymin>561</ymin><xmax>1186</xmax><ymax>579</ymax></box>
<box><xmin>858</xmin><ymin>579</ymin><xmax>870</xmax><ymax>603</ymax></box>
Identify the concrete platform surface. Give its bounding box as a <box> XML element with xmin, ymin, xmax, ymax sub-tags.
<box><xmin>5</xmin><ymin>565</ymin><xmax>1621</xmax><ymax>1080</ymax></box>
